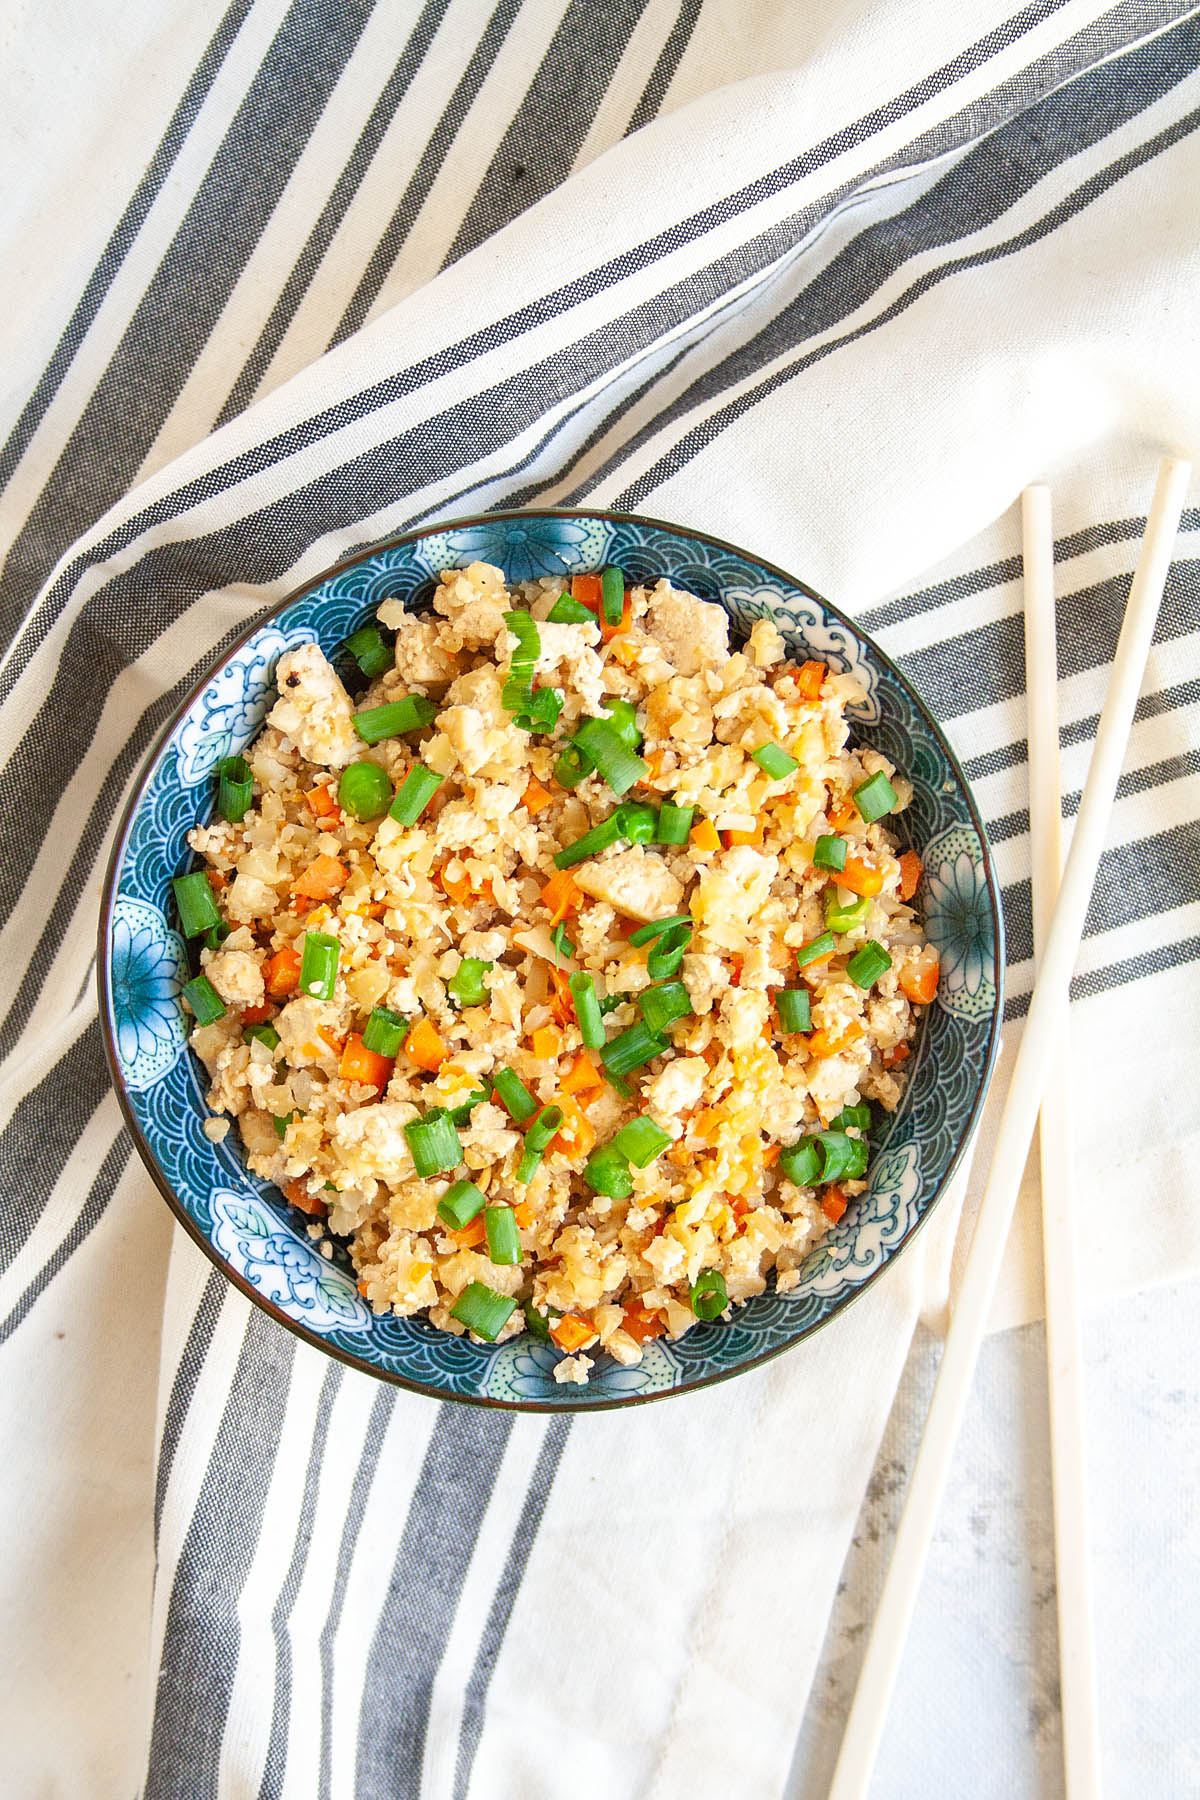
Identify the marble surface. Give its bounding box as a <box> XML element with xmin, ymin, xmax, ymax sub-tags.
<box><xmin>787</xmin><ymin>1279</ymin><xmax>1200</xmax><ymax>1798</ymax></box>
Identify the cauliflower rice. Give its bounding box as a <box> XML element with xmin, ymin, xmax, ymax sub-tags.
<box><xmin>180</xmin><ymin>561</ymin><xmax>938</xmax><ymax>1382</ymax></box>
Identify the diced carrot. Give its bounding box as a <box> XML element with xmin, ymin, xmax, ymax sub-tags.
<box><xmin>550</xmin><ymin>1094</ymin><xmax>595</xmax><ymax>1158</ymax></box>
<box><xmin>206</xmin><ymin>867</ymin><xmax>228</xmax><ymax>892</ymax></box>
<box><xmin>599</xmin><ymin>590</ymin><xmax>633</xmax><ymax>642</ymax></box>
<box><xmin>571</xmin><ymin>573</ymin><xmax>604</xmax><ymax>613</ymax></box>
<box><xmin>796</xmin><ymin>659</ymin><xmax>826</xmax><ymax>701</ymax></box>
<box><xmin>829</xmin><ymin>796</ymin><xmax>857</xmax><ymax>830</ymax></box>
<box><xmin>405</xmin><ymin>1017</ymin><xmax>447</xmax><ymax>1070</ymax></box>
<box><xmin>293</xmin><ymin>852</ymin><xmax>349</xmax><ymax>902</ymax></box>
<box><xmin>611</xmin><ymin>634</ymin><xmax>640</xmax><ymax>667</ymax></box>
<box><xmin>799</xmin><ymin>950</ymin><xmax>835</xmax><ymax>975</ymax></box>
<box><xmin>622</xmin><ymin>1305</ymin><xmax>665</xmax><ymax>1344</ymax></box>
<box><xmin>338</xmin><ymin>1033</ymin><xmax>393</xmax><ymax>1091</ymax></box>
<box><xmin>666</xmin><ymin>1143</ymin><xmax>691</xmax><ymax>1169</ymax></box>
<box><xmin>513</xmin><ymin>1199</ymin><xmax>537</xmax><ymax>1230</ymax></box>
<box><xmin>550</xmin><ymin>1313</ymin><xmax>596</xmax><ymax>1352</ymax></box>
<box><xmin>690</xmin><ymin>818</ymin><xmax>721</xmax><ymax>853</ymax></box>
<box><xmin>722</xmin><ymin>820</ymin><xmax>764</xmax><ymax>848</ymax></box>
<box><xmin>239</xmin><ymin>1001</ymin><xmax>273</xmax><ymax>1026</ymax></box>
<box><xmin>727</xmin><ymin>956</ymin><xmax>743</xmax><ymax>988</ymax></box>
<box><xmin>437</xmin><ymin>864</ymin><xmax>472</xmax><ymax>906</ymax></box>
<box><xmin>548</xmin><ymin>967</ymin><xmax>574</xmax><ymax>1028</ymax></box>
<box><xmin>807</xmin><ymin>1021</ymin><xmax>865</xmax><ymax>1058</ymax></box>
<box><xmin>821</xmin><ymin>1185</ymin><xmax>848</xmax><ymax>1223</ymax></box>
<box><xmin>897</xmin><ymin>851</ymin><xmax>923</xmax><ymax>902</ymax></box>
<box><xmin>540</xmin><ymin>869</ymin><xmax>580</xmax><ymax>922</ymax></box>
<box><xmin>693</xmin><ymin>1108</ymin><xmax>724</xmax><ymax>1144</ymax></box>
<box><xmin>305</xmin><ymin>784</ymin><xmax>341</xmax><ymax>822</ymax></box>
<box><xmin>522</xmin><ymin>776</ymin><xmax>554</xmax><ymax>814</ymax></box>
<box><xmin>265</xmin><ymin>945</ymin><xmax>302</xmax><ymax>997</ymax></box>
<box><xmin>838</xmin><ymin>854</ymin><xmax>884</xmax><ymax>898</ymax></box>
<box><xmin>450</xmin><ymin>1217</ymin><xmax>487</xmax><ymax>1248</ymax></box>
<box><xmin>318</xmin><ymin>1025</ymin><xmax>345</xmax><ymax>1056</ymax></box>
<box><xmin>530</xmin><ymin>1024</ymin><xmax>564</xmax><ymax>1062</ymax></box>
<box><xmin>899</xmin><ymin>951</ymin><xmax>940</xmax><ymax>1006</ymax></box>
<box><xmin>357</xmin><ymin>1281</ymin><xmax>369</xmax><ymax>1297</ymax></box>
<box><xmin>560</xmin><ymin>1050</ymin><xmax>604</xmax><ymax>1095</ymax></box>
<box><xmin>882</xmin><ymin>1041</ymin><xmax>911</xmax><ymax>1069</ymax></box>
<box><xmin>408</xmin><ymin>1261</ymin><xmax>433</xmax><ymax>1285</ymax></box>
<box><xmin>761</xmin><ymin>1142</ymin><xmax>781</xmax><ymax>1168</ymax></box>
<box><xmin>283</xmin><ymin>1179</ymin><xmax>327</xmax><ymax>1218</ymax></box>
<box><xmin>642</xmin><ymin>749</ymin><xmax>665</xmax><ymax>781</ymax></box>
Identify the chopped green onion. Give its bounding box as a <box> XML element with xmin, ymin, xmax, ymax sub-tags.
<box><xmin>583</xmin><ymin>1144</ymin><xmax>634</xmax><ymax>1198</ymax></box>
<box><xmin>404</xmin><ymin>1108</ymin><xmax>461</xmax><ymax>1178</ymax></box>
<box><xmin>451</xmin><ymin>1281</ymin><xmax>516</xmax><ymax>1341</ymax></box>
<box><xmin>389</xmin><ymin>762</ymin><xmax>443</xmax><ymax>825</ymax></box>
<box><xmin>655</xmin><ymin>802</ymin><xmax>693</xmax><ymax>845</ymax></box>
<box><xmin>824</xmin><ymin>888</ymin><xmax>871</xmax><ymax>934</ymax></box>
<box><xmin>272</xmin><ymin>1109</ymin><xmax>297</xmax><ymax>1141</ymax></box>
<box><xmin>485</xmin><ymin>1204</ymin><xmax>523</xmax><ymax>1265</ymax></box>
<box><xmin>628</xmin><ymin>913</ymin><xmax>692</xmax><ymax>947</ymax></box>
<box><xmin>611</xmin><ymin>1116</ymin><xmax>672</xmax><ymax>1167</ymax></box>
<box><xmin>600</xmin><ymin>565</ymin><xmax>626</xmax><ymax>626</ymax></box>
<box><xmin>523</xmin><ymin>1302</ymin><xmax>554</xmax><ymax>1341</ymax></box>
<box><xmin>448</xmin><ymin>957</ymin><xmax>492</xmax><ymax>1008</ymax></box>
<box><xmin>550</xmin><ymin>923</ymin><xmax>575</xmax><ymax>959</ymax></box>
<box><xmin>204</xmin><ymin>920</ymin><xmax>231</xmax><ymax>951</ymax></box>
<box><xmin>342</xmin><ymin>623</ymin><xmax>392</xmax><ymax>679</ymax></box>
<box><xmin>571</xmin><ymin>718</ymin><xmax>647</xmax><ymax>797</ymax></box>
<box><xmin>547</xmin><ymin>593</ymin><xmax>594</xmax><ymax>625</ymax></box>
<box><xmin>846</xmin><ymin>940</ymin><xmax>893</xmax><ymax>990</ymax></box>
<box><xmin>795</xmin><ymin>930</ymin><xmax>835</xmax><ymax>969</ymax></box>
<box><xmin>833</xmin><ymin>1102</ymin><xmax>872</xmax><ymax>1131</ymax></box>
<box><xmin>603</xmin><ymin>697</ymin><xmax>642</xmax><ymax>749</ymax></box>
<box><xmin>600</xmin><ymin>1021</ymin><xmax>668</xmax><ymax>1077</ymax></box>
<box><xmin>183</xmin><ymin>973</ymin><xmax>225</xmax><ymax>1025</ymax></box>
<box><xmin>448</xmin><ymin>1089</ymin><xmax>490</xmax><ymax>1127</ymax></box>
<box><xmin>354</xmin><ymin>695</ymin><xmax>436</xmax><ymax>744</ymax></box>
<box><xmin>777</xmin><ymin>988</ymin><xmax>812</xmax><ymax>1034</ymax></box>
<box><xmin>752</xmin><ymin>741</ymin><xmax>799</xmax><ymax>779</ymax></box>
<box><xmin>690</xmin><ymin>1268</ymin><xmax>728</xmax><ymax>1320</ymax></box>
<box><xmin>647</xmin><ymin>923</ymin><xmax>692</xmax><ymax>981</ymax></box>
<box><xmin>437</xmin><ymin>1178</ymin><xmax>486</xmax><ymax>1230</ymax></box>
<box><xmin>813</xmin><ymin>834</ymin><xmax>847</xmax><ymax>873</ymax></box>
<box><xmin>568</xmin><ymin>972</ymin><xmax>606</xmax><ymax>1050</ymax></box>
<box><xmin>853</xmin><ymin>770</ymin><xmax>899</xmax><ymax>822</ymax></box>
<box><xmin>553</xmin><ymin>813</ymin><xmax>623</xmax><ymax>870</ymax></box>
<box><xmin>217</xmin><ymin>755</ymin><xmax>253</xmax><ymax>823</ymax></box>
<box><xmin>517</xmin><ymin>687</ymin><xmax>563</xmax><ymax>734</ymax></box>
<box><xmin>299</xmin><ymin>932</ymin><xmax>339</xmax><ymax>1001</ymax></box>
<box><xmin>814</xmin><ymin>1130</ymin><xmax>868</xmax><ymax>1182</ymax></box>
<box><xmin>614</xmin><ymin>800</ymin><xmax>657</xmax><ymax>844</ymax></box>
<box><xmin>779</xmin><ymin>1138</ymin><xmax>821</xmax><ymax>1185</ymax></box>
<box><xmin>245</xmin><ymin>1023</ymin><xmax>281</xmax><ymax>1052</ymax></box>
<box><xmin>639</xmin><ymin>981</ymin><xmax>692</xmax><ymax>1033</ymax></box>
<box><xmin>362</xmin><ymin>1006</ymin><xmax>408</xmax><ymax>1057</ymax></box>
<box><xmin>517</xmin><ymin>1104</ymin><xmax>564</xmax><ymax>1184</ymax></box>
<box><xmin>172</xmin><ymin>870</ymin><xmax>220</xmax><ymax>938</ymax></box>
<box><xmin>598</xmin><ymin>992</ymin><xmax>625</xmax><ymax>1016</ymax></box>
<box><xmin>553</xmin><ymin>743</ymin><xmax>592</xmax><ymax>789</ymax></box>
<box><xmin>337</xmin><ymin>759</ymin><xmax>393</xmax><ymax>821</ymax></box>
<box><xmin>502</xmin><ymin>609</ymin><xmax>540</xmax><ymax>716</ymax></box>
<box><xmin>493</xmin><ymin>1066</ymin><xmax>537</xmax><ymax>1122</ymax></box>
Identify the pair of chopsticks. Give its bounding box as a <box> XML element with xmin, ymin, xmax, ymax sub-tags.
<box><xmin>829</xmin><ymin>455</ymin><xmax>1192</xmax><ymax>1800</ymax></box>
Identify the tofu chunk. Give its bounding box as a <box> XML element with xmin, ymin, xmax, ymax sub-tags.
<box><xmin>268</xmin><ymin>643</ymin><xmax>359</xmax><ymax>768</ymax></box>
<box><xmin>573</xmin><ymin>845</ymin><xmax>684</xmax><ymax>921</ymax></box>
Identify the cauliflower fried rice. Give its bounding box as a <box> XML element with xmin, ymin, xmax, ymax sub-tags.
<box><xmin>179</xmin><ymin>562</ymin><xmax>938</xmax><ymax>1384</ymax></box>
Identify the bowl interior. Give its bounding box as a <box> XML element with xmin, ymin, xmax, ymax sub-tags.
<box><xmin>100</xmin><ymin>511</ymin><xmax>1003</xmax><ymax>1409</ymax></box>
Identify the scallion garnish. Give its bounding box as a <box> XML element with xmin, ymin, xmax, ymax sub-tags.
<box><xmin>437</xmin><ymin>1178</ymin><xmax>486</xmax><ymax>1230</ymax></box>
<box><xmin>547</xmin><ymin>593</ymin><xmax>595</xmax><ymax>625</ymax></box>
<box><xmin>342</xmin><ymin>623</ymin><xmax>392</xmax><ymax>678</ymax></box>
<box><xmin>182</xmin><ymin>973</ymin><xmax>225</xmax><ymax>1026</ymax></box>
<box><xmin>779</xmin><ymin>1138</ymin><xmax>821</xmax><ymax>1185</ymax></box>
<box><xmin>354</xmin><ymin>695</ymin><xmax>436</xmax><ymax>744</ymax></box>
<box><xmin>362</xmin><ymin>1006</ymin><xmax>408</xmax><ymax>1057</ymax></box>
<box><xmin>517</xmin><ymin>1105</ymin><xmax>564</xmax><ymax>1184</ymax></box>
<box><xmin>600</xmin><ymin>565</ymin><xmax>626</xmax><ymax>626</ymax></box>
<box><xmin>337</xmin><ymin>759</ymin><xmax>393</xmax><ymax>821</ymax></box>
<box><xmin>777</xmin><ymin>988</ymin><xmax>812</xmax><ymax>1034</ymax></box>
<box><xmin>824</xmin><ymin>889</ymin><xmax>871</xmax><ymax>934</ymax></box>
<box><xmin>272</xmin><ymin>1109</ymin><xmax>297</xmax><ymax>1141</ymax></box>
<box><xmin>846</xmin><ymin>940</ymin><xmax>892</xmax><ymax>990</ymax></box>
<box><xmin>501</xmin><ymin>610</ymin><xmax>540</xmax><ymax>716</ymax></box>
<box><xmin>553</xmin><ymin>743</ymin><xmax>592</xmax><ymax>789</ymax></box>
<box><xmin>448</xmin><ymin>1088</ymin><xmax>490</xmax><ymax>1127</ymax></box>
<box><xmin>245</xmin><ymin>1023</ymin><xmax>281</xmax><ymax>1052</ymax></box>
<box><xmin>603</xmin><ymin>697</ymin><xmax>641</xmax><ymax>749</ymax></box>
<box><xmin>568</xmin><ymin>972</ymin><xmax>606</xmax><ymax>1050</ymax></box>
<box><xmin>553</xmin><ymin>813</ymin><xmax>624</xmax><ymax>870</ymax></box>
<box><xmin>404</xmin><ymin>1108</ymin><xmax>462</xmax><ymax>1178</ymax></box>
<box><xmin>204</xmin><ymin>920</ymin><xmax>231</xmax><ymax>951</ymax></box>
<box><xmin>217</xmin><ymin>755</ymin><xmax>253</xmax><ymax>823</ymax></box>
<box><xmin>485</xmin><ymin>1204</ymin><xmax>523</xmax><ymax>1265</ymax></box>
<box><xmin>516</xmin><ymin>687</ymin><xmax>563</xmax><ymax>734</ymax></box>
<box><xmin>647</xmin><ymin>922</ymin><xmax>692</xmax><ymax>980</ymax></box>
<box><xmin>614</xmin><ymin>800</ymin><xmax>657</xmax><ymax>844</ymax></box>
<box><xmin>751</xmin><ymin>741</ymin><xmax>799</xmax><ymax>779</ymax></box>
<box><xmin>610</xmin><ymin>1116</ymin><xmax>672</xmax><ymax>1167</ymax></box>
<box><xmin>654</xmin><ymin>802</ymin><xmax>693</xmax><ymax>845</ymax></box>
<box><xmin>448</xmin><ymin>957</ymin><xmax>492</xmax><ymax>1007</ymax></box>
<box><xmin>451</xmin><ymin>1281</ymin><xmax>517</xmax><ymax>1340</ymax></box>
<box><xmin>795</xmin><ymin>930</ymin><xmax>835</xmax><ymax>969</ymax></box>
<box><xmin>299</xmin><ymin>932</ymin><xmax>339</xmax><ymax>1001</ymax></box>
<box><xmin>523</xmin><ymin>1302</ymin><xmax>555</xmax><ymax>1341</ymax></box>
<box><xmin>583</xmin><ymin>1144</ymin><xmax>634</xmax><ymax>1198</ymax></box>
<box><xmin>600</xmin><ymin>1021</ymin><xmax>668</xmax><ymax>1077</ymax></box>
<box><xmin>638</xmin><ymin>981</ymin><xmax>692</xmax><ymax>1034</ymax></box>
<box><xmin>550</xmin><ymin>923</ymin><xmax>575</xmax><ymax>960</ymax></box>
<box><xmin>389</xmin><ymin>762</ymin><xmax>443</xmax><ymax>825</ymax></box>
<box><xmin>571</xmin><ymin>717</ymin><xmax>647</xmax><ymax>797</ymax></box>
<box><xmin>493</xmin><ymin>1066</ymin><xmax>537</xmax><ymax>1122</ymax></box>
<box><xmin>833</xmin><ymin>1102</ymin><xmax>872</xmax><ymax>1131</ymax></box>
<box><xmin>853</xmin><ymin>771</ymin><xmax>899</xmax><ymax>822</ymax></box>
<box><xmin>689</xmin><ymin>1269</ymin><xmax>728</xmax><ymax>1320</ymax></box>
<box><xmin>628</xmin><ymin>913</ymin><xmax>692</xmax><ymax>947</ymax></box>
<box><xmin>172</xmin><ymin>870</ymin><xmax>220</xmax><ymax>939</ymax></box>
<box><xmin>814</xmin><ymin>1130</ymin><xmax>869</xmax><ymax>1181</ymax></box>
<box><xmin>813</xmin><ymin>834</ymin><xmax>847</xmax><ymax>872</ymax></box>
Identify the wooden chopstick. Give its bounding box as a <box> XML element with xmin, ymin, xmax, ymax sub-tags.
<box><xmin>827</xmin><ymin>456</ymin><xmax>1192</xmax><ymax>1800</ymax></box>
<box><xmin>1022</xmin><ymin>482</ymin><xmax>1102</xmax><ymax>1797</ymax></box>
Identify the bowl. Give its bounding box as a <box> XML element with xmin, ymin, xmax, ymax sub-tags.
<box><xmin>98</xmin><ymin>509</ymin><xmax>1003</xmax><ymax>1410</ymax></box>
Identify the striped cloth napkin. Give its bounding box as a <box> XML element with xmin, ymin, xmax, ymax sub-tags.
<box><xmin>3</xmin><ymin>2</ymin><xmax>1198</xmax><ymax>1794</ymax></box>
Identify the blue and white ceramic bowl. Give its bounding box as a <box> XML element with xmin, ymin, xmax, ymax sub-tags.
<box><xmin>98</xmin><ymin>511</ymin><xmax>1003</xmax><ymax>1410</ymax></box>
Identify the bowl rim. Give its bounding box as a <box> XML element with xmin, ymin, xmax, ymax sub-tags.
<box><xmin>97</xmin><ymin>506</ymin><xmax>1005</xmax><ymax>1412</ymax></box>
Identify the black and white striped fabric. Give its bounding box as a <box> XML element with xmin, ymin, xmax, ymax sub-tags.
<box><xmin>3</xmin><ymin>2</ymin><xmax>1199</xmax><ymax>1793</ymax></box>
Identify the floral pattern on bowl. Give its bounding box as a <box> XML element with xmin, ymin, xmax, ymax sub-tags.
<box><xmin>98</xmin><ymin>509</ymin><xmax>1004</xmax><ymax>1411</ymax></box>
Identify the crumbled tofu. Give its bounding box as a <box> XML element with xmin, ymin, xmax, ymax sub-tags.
<box><xmin>553</xmin><ymin>1353</ymin><xmax>595</xmax><ymax>1385</ymax></box>
<box><xmin>268</xmin><ymin>643</ymin><xmax>360</xmax><ymax>768</ymax></box>
<box><xmin>202</xmin><ymin>948</ymin><xmax>265</xmax><ymax>1008</ymax></box>
<box><xmin>644</xmin><ymin>581</ymin><xmax>730</xmax><ymax>676</ymax></box>
<box><xmin>645</xmin><ymin>1056</ymin><xmax>708</xmax><ymax>1134</ymax></box>
<box><xmin>330</xmin><ymin>1100</ymin><xmax>421</xmax><ymax>1185</ymax></box>
<box><xmin>573</xmin><ymin>845</ymin><xmax>684</xmax><ymax>921</ymax></box>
